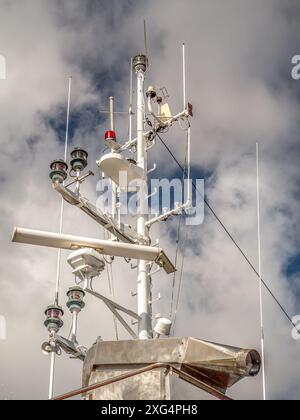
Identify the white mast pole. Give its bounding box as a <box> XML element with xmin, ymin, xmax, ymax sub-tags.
<box><xmin>256</xmin><ymin>142</ymin><xmax>266</xmax><ymax>401</ymax></box>
<box><xmin>134</xmin><ymin>56</ymin><xmax>151</xmax><ymax>340</ymax></box>
<box><xmin>48</xmin><ymin>76</ymin><xmax>72</xmax><ymax>400</ymax></box>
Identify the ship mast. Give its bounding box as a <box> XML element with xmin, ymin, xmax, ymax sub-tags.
<box><xmin>134</xmin><ymin>55</ymin><xmax>151</xmax><ymax>339</ymax></box>
<box><xmin>12</xmin><ymin>43</ymin><xmax>262</xmax><ymax>401</ymax></box>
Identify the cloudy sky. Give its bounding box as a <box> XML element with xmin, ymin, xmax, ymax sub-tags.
<box><xmin>0</xmin><ymin>0</ymin><xmax>300</xmax><ymax>400</ymax></box>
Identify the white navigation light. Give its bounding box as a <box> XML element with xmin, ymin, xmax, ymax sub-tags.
<box><xmin>70</xmin><ymin>148</ymin><xmax>88</xmax><ymax>173</ymax></box>
<box><xmin>49</xmin><ymin>160</ymin><xmax>68</xmax><ymax>184</ymax></box>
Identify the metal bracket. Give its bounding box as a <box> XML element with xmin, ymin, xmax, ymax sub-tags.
<box><xmin>84</xmin><ymin>288</ymin><xmax>140</xmax><ymax>339</ymax></box>
<box><xmin>147</xmin><ymin>163</ymin><xmax>157</xmax><ymax>175</ymax></box>
<box><xmin>147</xmin><ymin>187</ymin><xmax>157</xmax><ymax>199</ymax></box>
<box><xmin>149</xmin><ymin>293</ymin><xmax>161</xmax><ymax>305</ymax></box>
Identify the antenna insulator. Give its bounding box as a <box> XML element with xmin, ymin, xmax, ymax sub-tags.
<box><xmin>133</xmin><ymin>54</ymin><xmax>147</xmax><ymax>73</ymax></box>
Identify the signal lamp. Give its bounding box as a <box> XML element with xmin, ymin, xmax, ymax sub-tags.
<box><xmin>70</xmin><ymin>148</ymin><xmax>88</xmax><ymax>172</ymax></box>
<box><xmin>49</xmin><ymin>159</ymin><xmax>68</xmax><ymax>184</ymax></box>
<box><xmin>66</xmin><ymin>287</ymin><xmax>85</xmax><ymax>314</ymax></box>
<box><xmin>44</xmin><ymin>304</ymin><xmax>64</xmax><ymax>333</ymax></box>
<box><xmin>105</xmin><ymin>130</ymin><xmax>116</xmax><ymax>142</ymax></box>
<box><xmin>133</xmin><ymin>54</ymin><xmax>148</xmax><ymax>73</ymax></box>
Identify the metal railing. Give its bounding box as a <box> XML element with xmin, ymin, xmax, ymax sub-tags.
<box><xmin>51</xmin><ymin>363</ymin><xmax>232</xmax><ymax>401</ymax></box>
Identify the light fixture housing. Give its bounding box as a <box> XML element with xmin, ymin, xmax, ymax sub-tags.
<box><xmin>70</xmin><ymin>147</ymin><xmax>88</xmax><ymax>172</ymax></box>
<box><xmin>133</xmin><ymin>54</ymin><xmax>148</xmax><ymax>73</ymax></box>
<box><xmin>49</xmin><ymin>159</ymin><xmax>68</xmax><ymax>184</ymax></box>
<box><xmin>105</xmin><ymin>130</ymin><xmax>116</xmax><ymax>143</ymax></box>
<box><xmin>153</xmin><ymin>318</ymin><xmax>172</xmax><ymax>338</ymax></box>
<box><xmin>67</xmin><ymin>286</ymin><xmax>85</xmax><ymax>313</ymax></box>
<box><xmin>44</xmin><ymin>304</ymin><xmax>64</xmax><ymax>333</ymax></box>
<box><xmin>146</xmin><ymin>85</ymin><xmax>156</xmax><ymax>99</ymax></box>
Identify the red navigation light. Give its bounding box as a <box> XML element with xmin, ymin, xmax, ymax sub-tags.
<box><xmin>105</xmin><ymin>130</ymin><xmax>116</xmax><ymax>142</ymax></box>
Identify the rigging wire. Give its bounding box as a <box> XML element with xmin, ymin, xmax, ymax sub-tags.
<box><xmin>103</xmin><ymin>229</ymin><xmax>119</xmax><ymax>340</ymax></box>
<box><xmin>170</xmin><ymin>129</ymin><xmax>188</xmax><ymax>320</ymax></box>
<box><xmin>170</xmin><ymin>215</ymin><xmax>182</xmax><ymax>319</ymax></box>
<box><xmin>172</xmin><ymin>228</ymin><xmax>188</xmax><ymax>336</ymax></box>
<box><xmin>156</xmin><ymin>131</ymin><xmax>300</xmax><ymax>334</ymax></box>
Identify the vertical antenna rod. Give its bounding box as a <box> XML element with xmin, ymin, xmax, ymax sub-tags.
<box><xmin>54</xmin><ymin>76</ymin><xmax>72</xmax><ymax>305</ymax></box>
<box><xmin>182</xmin><ymin>43</ymin><xmax>186</xmax><ymax>110</ymax></box>
<box><xmin>144</xmin><ymin>20</ymin><xmax>149</xmax><ymax>64</ymax></box>
<box><xmin>49</xmin><ymin>76</ymin><xmax>72</xmax><ymax>400</ymax></box>
<box><xmin>109</xmin><ymin>96</ymin><xmax>115</xmax><ymax>132</ymax></box>
<box><xmin>129</xmin><ymin>58</ymin><xmax>133</xmax><ymax>143</ymax></box>
<box><xmin>134</xmin><ymin>54</ymin><xmax>151</xmax><ymax>339</ymax></box>
<box><xmin>109</xmin><ymin>96</ymin><xmax>117</xmax><ymax>223</ymax></box>
<box><xmin>108</xmin><ymin>96</ymin><xmax>119</xmax><ymax>339</ymax></box>
<box><xmin>256</xmin><ymin>142</ymin><xmax>266</xmax><ymax>401</ymax></box>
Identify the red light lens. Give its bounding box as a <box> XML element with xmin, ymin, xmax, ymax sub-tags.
<box><xmin>105</xmin><ymin>130</ymin><xmax>116</xmax><ymax>141</ymax></box>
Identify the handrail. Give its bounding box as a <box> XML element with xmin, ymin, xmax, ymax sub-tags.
<box><xmin>51</xmin><ymin>363</ymin><xmax>232</xmax><ymax>401</ymax></box>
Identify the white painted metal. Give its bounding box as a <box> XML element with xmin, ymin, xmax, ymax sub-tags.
<box><xmin>109</xmin><ymin>96</ymin><xmax>118</xmax><ymax>229</ymax></box>
<box><xmin>120</xmin><ymin>110</ymin><xmax>189</xmax><ymax>153</ymax></box>
<box><xmin>147</xmin><ymin>96</ymin><xmax>164</xmax><ymax>125</ymax></box>
<box><xmin>48</xmin><ymin>352</ymin><xmax>56</xmax><ymax>400</ymax></box>
<box><xmin>256</xmin><ymin>142</ymin><xmax>266</xmax><ymax>401</ymax></box>
<box><xmin>72</xmin><ymin>312</ymin><xmax>78</xmax><ymax>340</ymax></box>
<box><xmin>53</xmin><ymin>182</ymin><xmax>143</xmax><ymax>244</ymax></box>
<box><xmin>97</xmin><ymin>153</ymin><xmax>143</xmax><ymax>191</ymax></box>
<box><xmin>129</xmin><ymin>58</ymin><xmax>133</xmax><ymax>144</ymax></box>
<box><xmin>146</xmin><ymin>125</ymin><xmax>191</xmax><ymax>228</ymax></box>
<box><xmin>182</xmin><ymin>43</ymin><xmax>186</xmax><ymax>110</ymax></box>
<box><xmin>109</xmin><ymin>96</ymin><xmax>115</xmax><ymax>132</ymax></box>
<box><xmin>153</xmin><ymin>318</ymin><xmax>172</xmax><ymax>338</ymax></box>
<box><xmin>136</xmin><ymin>62</ymin><xmax>151</xmax><ymax>340</ymax></box>
<box><xmin>12</xmin><ymin>228</ymin><xmax>175</xmax><ymax>274</ymax></box>
<box><xmin>67</xmin><ymin>248</ymin><xmax>105</xmax><ymax>281</ymax></box>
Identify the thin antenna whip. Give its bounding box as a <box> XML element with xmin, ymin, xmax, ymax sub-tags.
<box><xmin>182</xmin><ymin>43</ymin><xmax>186</xmax><ymax>110</ymax></box>
<box><xmin>54</xmin><ymin>76</ymin><xmax>72</xmax><ymax>304</ymax></box>
<box><xmin>144</xmin><ymin>20</ymin><xmax>149</xmax><ymax>66</ymax></box>
<box><xmin>129</xmin><ymin>58</ymin><xmax>133</xmax><ymax>143</ymax></box>
<box><xmin>49</xmin><ymin>76</ymin><xmax>72</xmax><ymax>400</ymax></box>
<box><xmin>256</xmin><ymin>142</ymin><xmax>267</xmax><ymax>401</ymax></box>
